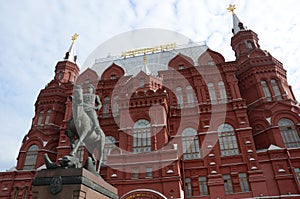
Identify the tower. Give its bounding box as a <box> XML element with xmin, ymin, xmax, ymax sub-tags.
<box><xmin>229</xmin><ymin>5</ymin><xmax>300</xmax><ymax>150</ymax></box>
<box><xmin>17</xmin><ymin>34</ymin><xmax>79</xmax><ymax>170</ymax></box>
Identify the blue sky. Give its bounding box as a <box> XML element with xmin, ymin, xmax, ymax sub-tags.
<box><xmin>0</xmin><ymin>0</ymin><xmax>300</xmax><ymax>171</ymax></box>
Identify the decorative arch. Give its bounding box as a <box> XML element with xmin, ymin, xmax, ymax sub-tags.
<box><xmin>198</xmin><ymin>48</ymin><xmax>225</xmax><ymax>65</ymax></box>
<box><xmin>272</xmin><ymin>110</ymin><xmax>300</xmax><ymax>126</ymax></box>
<box><xmin>168</xmin><ymin>53</ymin><xmax>194</xmax><ymax>70</ymax></box>
<box><xmin>101</xmin><ymin>63</ymin><xmax>125</xmax><ymax>80</ymax></box>
<box><xmin>120</xmin><ymin>189</ymin><xmax>168</xmax><ymax>199</ymax></box>
<box><xmin>20</xmin><ymin>137</ymin><xmax>43</xmax><ymax>152</ymax></box>
<box><xmin>75</xmin><ymin>68</ymin><xmax>99</xmax><ymax>86</ymax></box>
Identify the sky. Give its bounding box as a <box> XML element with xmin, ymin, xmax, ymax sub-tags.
<box><xmin>0</xmin><ymin>0</ymin><xmax>300</xmax><ymax>171</ymax></box>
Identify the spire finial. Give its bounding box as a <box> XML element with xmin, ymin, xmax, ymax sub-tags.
<box><xmin>227</xmin><ymin>4</ymin><xmax>236</xmax><ymax>14</ymax></box>
<box><xmin>143</xmin><ymin>54</ymin><xmax>147</xmax><ymax>65</ymax></box>
<box><xmin>71</xmin><ymin>33</ymin><xmax>79</xmax><ymax>43</ymax></box>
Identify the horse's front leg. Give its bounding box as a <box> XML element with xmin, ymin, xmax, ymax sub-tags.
<box><xmin>70</xmin><ymin>129</ymin><xmax>88</xmax><ymax>156</ymax></box>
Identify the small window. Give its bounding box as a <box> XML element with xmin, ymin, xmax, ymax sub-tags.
<box><xmin>37</xmin><ymin>111</ymin><xmax>44</xmax><ymax>125</ymax></box>
<box><xmin>45</xmin><ymin>110</ymin><xmax>52</xmax><ymax>125</ymax></box>
<box><xmin>179</xmin><ymin>65</ymin><xmax>185</xmax><ymax>70</ymax></box>
<box><xmin>111</xmin><ymin>74</ymin><xmax>117</xmax><ymax>80</ymax></box>
<box><xmin>247</xmin><ymin>41</ymin><xmax>253</xmax><ymax>49</ymax></box>
<box><xmin>239</xmin><ymin>173</ymin><xmax>250</xmax><ymax>192</ymax></box>
<box><xmin>185</xmin><ymin>178</ymin><xmax>192</xmax><ymax>197</ymax></box>
<box><xmin>271</xmin><ymin>79</ymin><xmax>282</xmax><ymax>100</ymax></box>
<box><xmin>139</xmin><ymin>79</ymin><xmax>145</xmax><ymax>88</ymax></box>
<box><xmin>294</xmin><ymin>168</ymin><xmax>300</xmax><ymax>185</ymax></box>
<box><xmin>199</xmin><ymin>176</ymin><xmax>209</xmax><ymax>196</ymax></box>
<box><xmin>131</xmin><ymin>168</ymin><xmax>139</xmax><ymax>179</ymax></box>
<box><xmin>146</xmin><ymin>167</ymin><xmax>152</xmax><ymax>178</ymax></box>
<box><xmin>223</xmin><ymin>174</ymin><xmax>233</xmax><ymax>194</ymax></box>
<box><xmin>208</xmin><ymin>60</ymin><xmax>215</xmax><ymax>66</ymax></box>
<box><xmin>261</xmin><ymin>81</ymin><xmax>272</xmax><ymax>101</ymax></box>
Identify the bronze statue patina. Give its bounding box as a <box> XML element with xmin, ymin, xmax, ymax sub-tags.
<box><xmin>45</xmin><ymin>84</ymin><xmax>105</xmax><ymax>175</ymax></box>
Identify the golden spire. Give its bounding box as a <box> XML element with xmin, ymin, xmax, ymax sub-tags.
<box><xmin>71</xmin><ymin>33</ymin><xmax>79</xmax><ymax>43</ymax></box>
<box><xmin>143</xmin><ymin>54</ymin><xmax>147</xmax><ymax>65</ymax></box>
<box><xmin>227</xmin><ymin>4</ymin><xmax>236</xmax><ymax>14</ymax></box>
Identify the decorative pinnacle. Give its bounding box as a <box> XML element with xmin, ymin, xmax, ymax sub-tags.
<box><xmin>71</xmin><ymin>33</ymin><xmax>79</xmax><ymax>43</ymax></box>
<box><xmin>227</xmin><ymin>4</ymin><xmax>236</xmax><ymax>14</ymax></box>
<box><xmin>143</xmin><ymin>55</ymin><xmax>147</xmax><ymax>65</ymax></box>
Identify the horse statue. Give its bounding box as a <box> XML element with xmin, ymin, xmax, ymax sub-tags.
<box><xmin>45</xmin><ymin>85</ymin><xmax>105</xmax><ymax>174</ymax></box>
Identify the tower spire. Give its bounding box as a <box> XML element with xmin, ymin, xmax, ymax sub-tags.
<box><xmin>64</xmin><ymin>33</ymin><xmax>79</xmax><ymax>63</ymax></box>
<box><xmin>227</xmin><ymin>4</ymin><xmax>246</xmax><ymax>35</ymax></box>
<box><xmin>141</xmin><ymin>54</ymin><xmax>151</xmax><ymax>75</ymax></box>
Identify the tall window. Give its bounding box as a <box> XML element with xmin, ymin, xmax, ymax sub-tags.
<box><xmin>208</xmin><ymin>83</ymin><xmax>217</xmax><ymax>104</ymax></box>
<box><xmin>112</xmin><ymin>95</ymin><xmax>119</xmax><ymax>117</ymax></box>
<box><xmin>103</xmin><ymin>96</ymin><xmax>110</xmax><ymax>117</ymax></box>
<box><xmin>176</xmin><ymin>87</ymin><xmax>183</xmax><ymax>107</ymax></box>
<box><xmin>261</xmin><ymin>80</ymin><xmax>272</xmax><ymax>101</ymax></box>
<box><xmin>139</xmin><ymin>78</ymin><xmax>145</xmax><ymax>88</ymax></box>
<box><xmin>279</xmin><ymin>118</ymin><xmax>300</xmax><ymax>148</ymax></box>
<box><xmin>218</xmin><ymin>124</ymin><xmax>239</xmax><ymax>156</ymax></box>
<box><xmin>185</xmin><ymin>178</ymin><xmax>192</xmax><ymax>197</ymax></box>
<box><xmin>294</xmin><ymin>168</ymin><xmax>300</xmax><ymax>185</ymax></box>
<box><xmin>218</xmin><ymin>81</ymin><xmax>227</xmax><ymax>102</ymax></box>
<box><xmin>103</xmin><ymin>136</ymin><xmax>116</xmax><ymax>164</ymax></box>
<box><xmin>45</xmin><ymin>110</ymin><xmax>51</xmax><ymax>125</ymax></box>
<box><xmin>239</xmin><ymin>173</ymin><xmax>250</xmax><ymax>192</ymax></box>
<box><xmin>199</xmin><ymin>176</ymin><xmax>209</xmax><ymax>196</ymax></box>
<box><xmin>146</xmin><ymin>167</ymin><xmax>152</xmax><ymax>178</ymax></box>
<box><xmin>37</xmin><ymin>111</ymin><xmax>44</xmax><ymax>125</ymax></box>
<box><xmin>271</xmin><ymin>79</ymin><xmax>282</xmax><ymax>100</ymax></box>
<box><xmin>23</xmin><ymin>145</ymin><xmax>39</xmax><ymax>170</ymax></box>
<box><xmin>181</xmin><ymin>128</ymin><xmax>201</xmax><ymax>160</ymax></box>
<box><xmin>133</xmin><ymin>119</ymin><xmax>151</xmax><ymax>153</ymax></box>
<box><xmin>186</xmin><ymin>86</ymin><xmax>195</xmax><ymax>106</ymax></box>
<box><xmin>223</xmin><ymin>174</ymin><xmax>233</xmax><ymax>194</ymax></box>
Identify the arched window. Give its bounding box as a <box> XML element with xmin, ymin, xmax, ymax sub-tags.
<box><xmin>133</xmin><ymin>119</ymin><xmax>151</xmax><ymax>153</ymax></box>
<box><xmin>218</xmin><ymin>81</ymin><xmax>227</xmax><ymax>102</ymax></box>
<box><xmin>181</xmin><ymin>128</ymin><xmax>201</xmax><ymax>160</ymax></box>
<box><xmin>112</xmin><ymin>95</ymin><xmax>119</xmax><ymax>117</ymax></box>
<box><xmin>279</xmin><ymin>118</ymin><xmax>300</xmax><ymax>148</ymax></box>
<box><xmin>207</xmin><ymin>83</ymin><xmax>217</xmax><ymax>104</ymax></box>
<box><xmin>186</xmin><ymin>86</ymin><xmax>195</xmax><ymax>106</ymax></box>
<box><xmin>103</xmin><ymin>136</ymin><xmax>116</xmax><ymax>164</ymax></box>
<box><xmin>218</xmin><ymin>124</ymin><xmax>239</xmax><ymax>156</ymax></box>
<box><xmin>271</xmin><ymin>79</ymin><xmax>282</xmax><ymax>100</ymax></box>
<box><xmin>45</xmin><ymin>110</ymin><xmax>52</xmax><ymax>125</ymax></box>
<box><xmin>37</xmin><ymin>111</ymin><xmax>44</xmax><ymax>125</ymax></box>
<box><xmin>23</xmin><ymin>145</ymin><xmax>39</xmax><ymax>170</ymax></box>
<box><xmin>103</xmin><ymin>96</ymin><xmax>110</xmax><ymax>117</ymax></box>
<box><xmin>176</xmin><ymin>87</ymin><xmax>183</xmax><ymax>107</ymax></box>
<box><xmin>261</xmin><ymin>81</ymin><xmax>272</xmax><ymax>101</ymax></box>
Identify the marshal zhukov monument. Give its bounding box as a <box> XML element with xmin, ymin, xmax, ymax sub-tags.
<box><xmin>31</xmin><ymin>65</ymin><xmax>118</xmax><ymax>199</ymax></box>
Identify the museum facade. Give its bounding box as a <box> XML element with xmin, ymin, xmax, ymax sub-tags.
<box><xmin>1</xmin><ymin>9</ymin><xmax>300</xmax><ymax>199</ymax></box>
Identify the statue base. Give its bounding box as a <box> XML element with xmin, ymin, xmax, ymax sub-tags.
<box><xmin>32</xmin><ymin>168</ymin><xmax>118</xmax><ymax>199</ymax></box>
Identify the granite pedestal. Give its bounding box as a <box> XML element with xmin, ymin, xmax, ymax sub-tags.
<box><xmin>32</xmin><ymin>168</ymin><xmax>118</xmax><ymax>199</ymax></box>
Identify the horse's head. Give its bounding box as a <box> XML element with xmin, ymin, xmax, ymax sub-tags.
<box><xmin>73</xmin><ymin>85</ymin><xmax>83</xmax><ymax>105</ymax></box>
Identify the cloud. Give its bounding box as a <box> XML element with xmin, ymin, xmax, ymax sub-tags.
<box><xmin>0</xmin><ymin>0</ymin><xmax>300</xmax><ymax>171</ymax></box>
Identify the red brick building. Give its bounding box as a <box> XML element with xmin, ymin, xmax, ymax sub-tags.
<box><xmin>1</xmin><ymin>10</ymin><xmax>300</xmax><ymax>199</ymax></box>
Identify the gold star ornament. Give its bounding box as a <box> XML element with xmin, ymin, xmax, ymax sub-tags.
<box><xmin>71</xmin><ymin>33</ymin><xmax>79</xmax><ymax>43</ymax></box>
<box><xmin>227</xmin><ymin>4</ymin><xmax>236</xmax><ymax>14</ymax></box>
